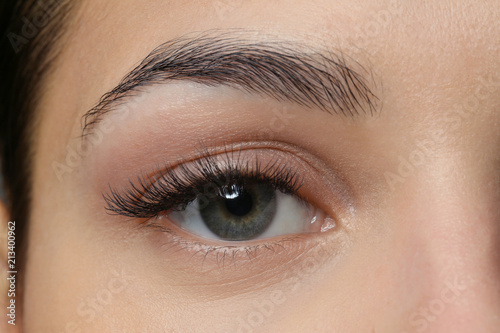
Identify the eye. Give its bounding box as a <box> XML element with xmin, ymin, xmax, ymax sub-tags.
<box><xmin>104</xmin><ymin>147</ymin><xmax>337</xmax><ymax>247</ymax></box>
<box><xmin>169</xmin><ymin>181</ymin><xmax>322</xmax><ymax>241</ymax></box>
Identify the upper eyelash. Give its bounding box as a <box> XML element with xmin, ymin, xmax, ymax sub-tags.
<box><xmin>103</xmin><ymin>148</ymin><xmax>304</xmax><ymax>219</ymax></box>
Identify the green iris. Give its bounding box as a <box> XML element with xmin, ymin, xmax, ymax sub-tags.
<box><xmin>199</xmin><ymin>182</ymin><xmax>277</xmax><ymax>241</ymax></box>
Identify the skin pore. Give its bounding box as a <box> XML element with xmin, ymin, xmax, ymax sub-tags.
<box><xmin>2</xmin><ymin>0</ymin><xmax>500</xmax><ymax>332</ymax></box>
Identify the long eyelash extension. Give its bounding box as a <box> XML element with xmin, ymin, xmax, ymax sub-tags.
<box><xmin>104</xmin><ymin>148</ymin><xmax>304</xmax><ymax>219</ymax></box>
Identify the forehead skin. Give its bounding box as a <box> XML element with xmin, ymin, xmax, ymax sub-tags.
<box><xmin>24</xmin><ymin>1</ymin><xmax>500</xmax><ymax>332</ymax></box>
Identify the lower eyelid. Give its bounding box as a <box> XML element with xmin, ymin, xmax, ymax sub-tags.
<box><xmin>145</xmin><ymin>217</ymin><xmax>324</xmax><ymax>265</ymax></box>
<box><xmin>143</xmin><ymin>196</ymin><xmax>340</xmax><ymax>268</ymax></box>
<box><xmin>137</xmin><ymin>219</ymin><xmax>343</xmax><ymax>296</ymax></box>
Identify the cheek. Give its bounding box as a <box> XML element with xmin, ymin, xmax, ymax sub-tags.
<box><xmin>23</xmin><ymin>216</ymin><xmax>112</xmax><ymax>331</ymax></box>
<box><xmin>23</xmin><ymin>172</ymin><xmax>139</xmax><ymax>331</ymax></box>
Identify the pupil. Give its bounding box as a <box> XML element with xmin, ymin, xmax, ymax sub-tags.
<box><xmin>223</xmin><ymin>187</ymin><xmax>253</xmax><ymax>217</ymax></box>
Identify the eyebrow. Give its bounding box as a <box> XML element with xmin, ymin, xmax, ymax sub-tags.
<box><xmin>81</xmin><ymin>32</ymin><xmax>378</xmax><ymax>137</ymax></box>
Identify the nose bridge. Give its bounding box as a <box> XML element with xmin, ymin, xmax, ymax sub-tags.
<box><xmin>404</xmin><ymin>158</ymin><xmax>500</xmax><ymax>331</ymax></box>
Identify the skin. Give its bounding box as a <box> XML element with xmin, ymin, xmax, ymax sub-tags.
<box><xmin>1</xmin><ymin>0</ymin><xmax>500</xmax><ymax>332</ymax></box>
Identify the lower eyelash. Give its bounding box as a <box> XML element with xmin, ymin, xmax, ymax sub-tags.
<box><xmin>139</xmin><ymin>221</ymin><xmax>304</xmax><ymax>267</ymax></box>
<box><xmin>103</xmin><ymin>147</ymin><xmax>304</xmax><ymax>219</ymax></box>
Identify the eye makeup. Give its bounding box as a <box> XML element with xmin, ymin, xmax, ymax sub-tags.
<box><xmin>81</xmin><ymin>83</ymin><xmax>361</xmax><ymax>279</ymax></box>
<box><xmin>105</xmin><ymin>144</ymin><xmax>339</xmax><ymax>238</ymax></box>
<box><xmin>100</xmin><ymin>142</ymin><xmax>349</xmax><ymax>267</ymax></box>
<box><xmin>104</xmin><ymin>146</ymin><xmax>303</xmax><ymax>219</ymax></box>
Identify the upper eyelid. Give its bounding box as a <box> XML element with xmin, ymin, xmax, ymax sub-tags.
<box><xmin>103</xmin><ymin>149</ymin><xmax>303</xmax><ymax>219</ymax></box>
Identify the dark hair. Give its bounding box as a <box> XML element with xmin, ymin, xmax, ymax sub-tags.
<box><xmin>0</xmin><ymin>0</ymin><xmax>72</xmax><ymax>280</ymax></box>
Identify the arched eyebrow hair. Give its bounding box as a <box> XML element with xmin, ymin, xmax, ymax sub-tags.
<box><xmin>81</xmin><ymin>32</ymin><xmax>379</xmax><ymax>137</ymax></box>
